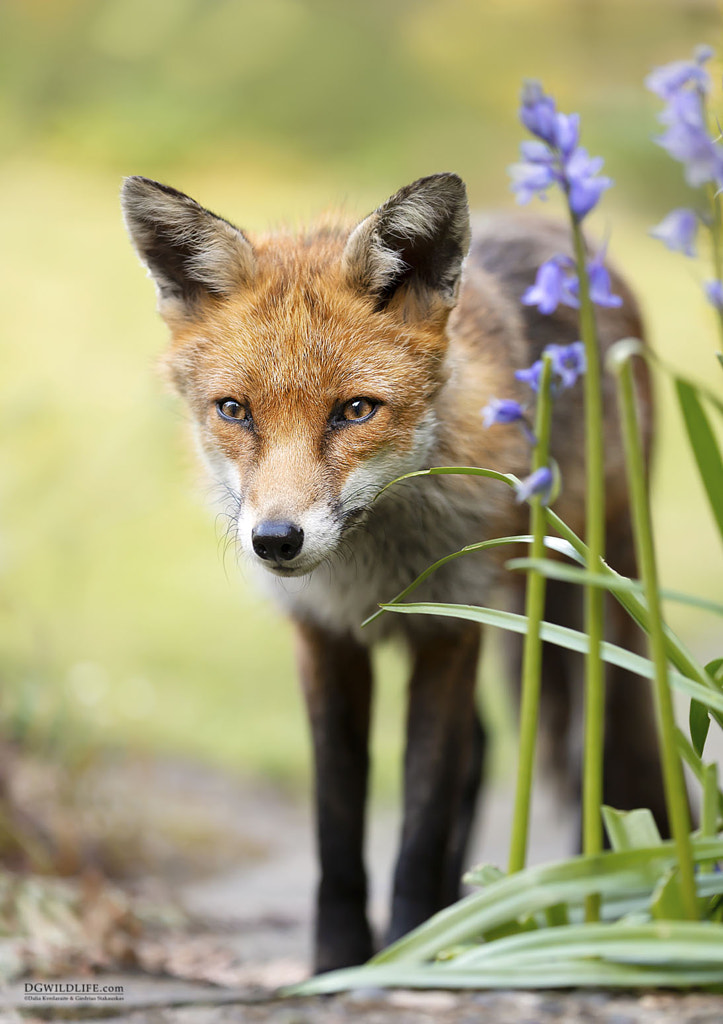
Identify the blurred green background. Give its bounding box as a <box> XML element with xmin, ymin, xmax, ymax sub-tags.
<box><xmin>1</xmin><ymin>0</ymin><xmax>722</xmax><ymax>798</ymax></box>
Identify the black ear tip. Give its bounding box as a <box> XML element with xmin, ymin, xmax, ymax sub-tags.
<box><xmin>411</xmin><ymin>173</ymin><xmax>468</xmax><ymax>209</ymax></box>
<box><xmin>122</xmin><ymin>175</ymin><xmax>155</xmax><ymax>195</ymax></box>
<box><xmin>121</xmin><ymin>176</ymin><xmax>195</xmax><ymax>208</ymax></box>
<box><xmin>421</xmin><ymin>171</ymin><xmax>466</xmax><ymax>189</ymax></box>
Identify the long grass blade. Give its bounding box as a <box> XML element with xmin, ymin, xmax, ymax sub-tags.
<box><xmin>676</xmin><ymin>378</ymin><xmax>723</xmax><ymax>542</ymax></box>
<box><xmin>378</xmin><ymin>601</ymin><xmax>723</xmax><ymax>714</ymax></box>
<box><xmin>506</xmin><ymin>558</ymin><xmax>723</xmax><ymax>617</ymax></box>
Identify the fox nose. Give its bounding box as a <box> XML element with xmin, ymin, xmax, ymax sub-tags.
<box><xmin>252</xmin><ymin>521</ymin><xmax>304</xmax><ymax>562</ymax></box>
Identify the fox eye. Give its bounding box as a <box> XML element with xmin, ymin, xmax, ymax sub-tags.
<box><xmin>334</xmin><ymin>397</ymin><xmax>379</xmax><ymax>425</ymax></box>
<box><xmin>217</xmin><ymin>398</ymin><xmax>252</xmax><ymax>425</ymax></box>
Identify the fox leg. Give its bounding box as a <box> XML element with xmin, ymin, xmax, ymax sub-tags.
<box><xmin>295</xmin><ymin>620</ymin><xmax>374</xmax><ymax>973</ymax></box>
<box><xmin>389</xmin><ymin>624</ymin><xmax>485</xmax><ymax>943</ymax></box>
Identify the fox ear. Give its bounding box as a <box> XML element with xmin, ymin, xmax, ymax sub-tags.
<box><xmin>121</xmin><ymin>176</ymin><xmax>255</xmax><ymax>319</ymax></box>
<box><xmin>342</xmin><ymin>173</ymin><xmax>470</xmax><ymax>317</ymax></box>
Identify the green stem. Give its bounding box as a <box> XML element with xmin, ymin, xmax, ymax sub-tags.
<box><xmin>705</xmin><ymin>183</ymin><xmax>723</xmax><ymax>356</ymax></box>
<box><xmin>613</xmin><ymin>354</ymin><xmax>698</xmax><ymax>920</ymax></box>
<box><xmin>508</xmin><ymin>354</ymin><xmax>554</xmax><ymax>874</ymax></box>
<box><xmin>571</xmin><ymin>217</ymin><xmax>606</xmax><ymax>921</ymax></box>
<box><xmin>676</xmin><ymin>728</ymin><xmax>723</xmax><ymax>819</ymax></box>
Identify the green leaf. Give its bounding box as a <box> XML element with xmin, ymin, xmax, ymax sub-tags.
<box><xmin>675</xmin><ymin>378</ymin><xmax>723</xmax><ymax>542</ymax></box>
<box><xmin>363</xmin><ymin>535</ymin><xmax>581</xmax><ymax>628</ymax></box>
<box><xmin>288</xmin><ymin>921</ymin><xmax>723</xmax><ymax>994</ymax></box>
<box><xmin>377</xmin><ymin>465</ymin><xmax>518</xmax><ymax>499</ymax></box>
<box><xmin>378</xmin><ymin>601</ymin><xmax>723</xmax><ymax>715</ymax></box>
<box><xmin>650</xmin><ymin>867</ymin><xmax>688</xmax><ymax>921</ymax></box>
<box><xmin>506</xmin><ymin>558</ymin><xmax>723</xmax><ymax>618</ymax></box>
<box><xmin>449</xmin><ymin>920</ymin><xmax>723</xmax><ymax>968</ymax></box>
<box><xmin>701</xmin><ymin>763</ymin><xmax>721</xmax><ymax>848</ymax></box>
<box><xmin>676</xmin><ymin>729</ymin><xmax>723</xmax><ymax>817</ymax></box>
<box><xmin>464</xmin><ymin>863</ymin><xmax>506</xmax><ymax>887</ymax></box>
<box><xmin>370</xmin><ymin>838</ymin><xmax>723</xmax><ymax>966</ymax></box>
<box><xmin>602</xmin><ymin>807</ymin><xmax>662</xmax><ymax>852</ymax></box>
<box><xmin>706</xmin><ymin>658</ymin><xmax>723</xmax><ymax>686</ymax></box>
<box><xmin>690</xmin><ymin>699</ymin><xmax>711</xmax><ymax>757</ymax></box>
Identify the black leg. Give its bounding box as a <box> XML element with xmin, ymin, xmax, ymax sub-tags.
<box><xmin>295</xmin><ymin>620</ymin><xmax>374</xmax><ymax>973</ymax></box>
<box><xmin>388</xmin><ymin>625</ymin><xmax>483</xmax><ymax>943</ymax></box>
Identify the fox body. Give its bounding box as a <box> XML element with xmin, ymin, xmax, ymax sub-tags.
<box><xmin>122</xmin><ymin>173</ymin><xmax>667</xmax><ymax>972</ymax></box>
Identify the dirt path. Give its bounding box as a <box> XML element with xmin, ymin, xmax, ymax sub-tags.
<box><xmin>3</xmin><ymin>756</ymin><xmax>723</xmax><ymax>1022</ymax></box>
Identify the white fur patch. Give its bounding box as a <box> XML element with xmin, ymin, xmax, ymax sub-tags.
<box><xmin>342</xmin><ymin>216</ymin><xmax>406</xmax><ymax>294</ymax></box>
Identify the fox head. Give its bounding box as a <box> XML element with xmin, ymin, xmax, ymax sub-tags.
<box><xmin>122</xmin><ymin>174</ymin><xmax>470</xmax><ymax>577</ymax></box>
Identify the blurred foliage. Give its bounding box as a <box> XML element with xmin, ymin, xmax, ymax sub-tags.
<box><xmin>0</xmin><ymin>0</ymin><xmax>722</xmax><ymax>796</ymax></box>
<box><xmin>1</xmin><ymin>0</ymin><xmax>720</xmax><ymax>209</ymax></box>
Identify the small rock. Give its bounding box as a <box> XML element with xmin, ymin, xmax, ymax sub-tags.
<box><xmin>387</xmin><ymin>989</ymin><xmax>460</xmax><ymax>1011</ymax></box>
<box><xmin>344</xmin><ymin>986</ymin><xmax>390</xmax><ymax>1003</ymax></box>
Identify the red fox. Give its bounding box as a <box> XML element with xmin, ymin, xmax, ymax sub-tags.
<box><xmin>122</xmin><ymin>173</ymin><xmax>667</xmax><ymax>973</ymax></box>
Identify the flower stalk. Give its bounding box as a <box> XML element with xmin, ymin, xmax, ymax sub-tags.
<box><xmin>570</xmin><ymin>218</ymin><xmax>607</xmax><ymax>921</ymax></box>
<box><xmin>508</xmin><ymin>353</ymin><xmax>554</xmax><ymax>874</ymax></box>
<box><xmin>612</xmin><ymin>352</ymin><xmax>698</xmax><ymax>920</ymax></box>
<box><xmin>706</xmin><ymin>184</ymin><xmax>723</xmax><ymax>354</ymax></box>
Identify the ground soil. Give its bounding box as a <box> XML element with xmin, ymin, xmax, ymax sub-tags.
<box><xmin>2</xmin><ymin>754</ymin><xmax>722</xmax><ymax>1023</ymax></box>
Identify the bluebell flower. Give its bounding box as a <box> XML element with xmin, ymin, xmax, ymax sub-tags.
<box><xmin>482</xmin><ymin>397</ymin><xmax>537</xmax><ymax>445</ymax></box>
<box><xmin>648</xmin><ymin>47</ymin><xmax>723</xmax><ymax>188</ymax></box>
<box><xmin>509</xmin><ymin>160</ymin><xmax>555</xmax><ymax>204</ymax></box>
<box><xmin>515</xmin><ymin>360</ymin><xmax>544</xmax><ymax>392</ymax></box>
<box><xmin>645</xmin><ymin>46</ymin><xmax>712</xmax><ymax>100</ymax></box>
<box><xmin>511</xmin><ymin>83</ymin><xmax>612</xmax><ymax>221</ymax></box>
<box><xmin>586</xmin><ymin>259</ymin><xmax>623</xmax><ymax>308</ymax></box>
<box><xmin>519</xmin><ymin>80</ymin><xmax>558</xmax><ymax>145</ymax></box>
<box><xmin>481</xmin><ymin>397</ymin><xmax>525</xmax><ymax>428</ymax></box>
<box><xmin>650</xmin><ymin>208</ymin><xmax>698</xmax><ymax>256</ymax></box>
<box><xmin>704</xmin><ymin>279</ymin><xmax>723</xmax><ymax>310</ymax></box>
<box><xmin>659</xmin><ymin>87</ymin><xmax>706</xmax><ymax>130</ymax></box>
<box><xmin>655</xmin><ymin>116</ymin><xmax>723</xmax><ymax>187</ymax></box>
<box><xmin>515</xmin><ymin>466</ymin><xmax>554</xmax><ymax>505</ymax></box>
<box><xmin>521</xmin><ymin>257</ymin><xmax>579</xmax><ymax>314</ymax></box>
<box><xmin>520</xmin><ymin>139</ymin><xmax>556</xmax><ymax>165</ymax></box>
<box><xmin>565</xmin><ymin>148</ymin><xmax>613</xmax><ymax>220</ymax></box>
<box><xmin>553</xmin><ymin>112</ymin><xmax>580</xmax><ymax>158</ymax></box>
<box><xmin>545</xmin><ymin>342</ymin><xmax>587</xmax><ymax>388</ymax></box>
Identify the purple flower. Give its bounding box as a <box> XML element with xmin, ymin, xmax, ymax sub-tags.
<box><xmin>515</xmin><ymin>466</ymin><xmax>554</xmax><ymax>505</ymax></box>
<box><xmin>650</xmin><ymin>208</ymin><xmax>698</xmax><ymax>256</ymax></box>
<box><xmin>545</xmin><ymin>342</ymin><xmax>586</xmax><ymax>389</ymax></box>
<box><xmin>553</xmin><ymin>113</ymin><xmax>580</xmax><ymax>158</ymax></box>
<box><xmin>520</xmin><ymin>140</ymin><xmax>556</xmax><ymax>165</ymax></box>
<box><xmin>515</xmin><ymin>360</ymin><xmax>544</xmax><ymax>392</ymax></box>
<box><xmin>645</xmin><ymin>48</ymin><xmax>712</xmax><ymax>100</ymax></box>
<box><xmin>648</xmin><ymin>48</ymin><xmax>723</xmax><ymax>188</ymax></box>
<box><xmin>704</xmin><ymin>280</ymin><xmax>723</xmax><ymax>310</ymax></box>
<box><xmin>659</xmin><ymin>87</ymin><xmax>706</xmax><ymax>130</ymax></box>
<box><xmin>509</xmin><ymin>160</ymin><xmax>555</xmax><ymax>205</ymax></box>
<box><xmin>522</xmin><ymin>257</ymin><xmax>579</xmax><ymax>314</ymax></box>
<box><xmin>520</xmin><ymin>80</ymin><xmax>558</xmax><ymax>145</ymax></box>
<box><xmin>482</xmin><ymin>397</ymin><xmax>525</xmax><ymax>428</ymax></box>
<box><xmin>655</xmin><ymin>117</ymin><xmax>723</xmax><ymax>187</ymax></box>
<box><xmin>565</xmin><ymin>147</ymin><xmax>613</xmax><ymax>220</ymax></box>
<box><xmin>586</xmin><ymin>260</ymin><xmax>623</xmax><ymax>308</ymax></box>
<box><xmin>510</xmin><ymin>82</ymin><xmax>612</xmax><ymax>221</ymax></box>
